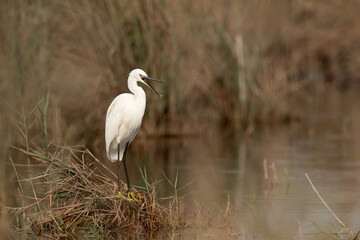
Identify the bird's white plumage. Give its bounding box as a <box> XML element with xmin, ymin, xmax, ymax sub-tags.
<box><xmin>105</xmin><ymin>69</ymin><xmax>148</xmax><ymax>162</ymax></box>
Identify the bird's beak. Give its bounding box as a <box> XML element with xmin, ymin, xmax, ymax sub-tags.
<box><xmin>141</xmin><ymin>76</ymin><xmax>167</xmax><ymax>98</ymax></box>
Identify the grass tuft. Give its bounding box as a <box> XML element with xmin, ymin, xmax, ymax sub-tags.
<box><xmin>9</xmin><ymin>145</ymin><xmax>184</xmax><ymax>238</ymax></box>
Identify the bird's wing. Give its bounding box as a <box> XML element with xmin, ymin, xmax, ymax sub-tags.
<box><xmin>105</xmin><ymin>96</ymin><xmax>124</xmax><ymax>160</ymax></box>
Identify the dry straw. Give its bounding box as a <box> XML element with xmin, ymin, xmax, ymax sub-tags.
<box><xmin>9</xmin><ymin>145</ymin><xmax>184</xmax><ymax>238</ymax></box>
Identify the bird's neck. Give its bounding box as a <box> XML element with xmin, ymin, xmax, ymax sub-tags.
<box><xmin>128</xmin><ymin>77</ymin><xmax>146</xmax><ymax>100</ymax></box>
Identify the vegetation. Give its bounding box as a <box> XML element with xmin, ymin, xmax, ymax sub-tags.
<box><xmin>9</xmin><ymin>145</ymin><xmax>184</xmax><ymax>239</ymax></box>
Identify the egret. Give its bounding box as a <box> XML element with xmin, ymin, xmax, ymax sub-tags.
<box><xmin>105</xmin><ymin>69</ymin><xmax>166</xmax><ymax>200</ymax></box>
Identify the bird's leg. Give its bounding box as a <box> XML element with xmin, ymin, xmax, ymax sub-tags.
<box><xmin>123</xmin><ymin>142</ymin><xmax>131</xmax><ymax>192</ymax></box>
<box><xmin>123</xmin><ymin>142</ymin><xmax>138</xmax><ymax>202</ymax></box>
<box><xmin>116</xmin><ymin>143</ymin><xmax>123</xmax><ymax>198</ymax></box>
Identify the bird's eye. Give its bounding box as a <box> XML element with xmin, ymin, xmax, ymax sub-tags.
<box><xmin>140</xmin><ymin>74</ymin><xmax>144</xmax><ymax>79</ymax></box>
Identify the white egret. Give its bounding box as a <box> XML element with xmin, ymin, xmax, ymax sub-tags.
<box><xmin>105</xmin><ymin>68</ymin><xmax>166</xmax><ymax>199</ymax></box>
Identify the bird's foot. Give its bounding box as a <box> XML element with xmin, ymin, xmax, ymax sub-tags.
<box><xmin>116</xmin><ymin>191</ymin><xmax>138</xmax><ymax>202</ymax></box>
<box><xmin>116</xmin><ymin>191</ymin><xmax>124</xmax><ymax>198</ymax></box>
<box><xmin>127</xmin><ymin>190</ymin><xmax>139</xmax><ymax>202</ymax></box>
<box><xmin>116</xmin><ymin>191</ymin><xmax>132</xmax><ymax>202</ymax></box>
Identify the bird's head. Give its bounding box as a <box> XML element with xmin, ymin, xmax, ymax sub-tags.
<box><xmin>129</xmin><ymin>69</ymin><xmax>167</xmax><ymax>98</ymax></box>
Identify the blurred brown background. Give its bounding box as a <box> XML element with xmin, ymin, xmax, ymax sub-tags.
<box><xmin>1</xmin><ymin>0</ymin><xmax>360</xmax><ymax>160</ymax></box>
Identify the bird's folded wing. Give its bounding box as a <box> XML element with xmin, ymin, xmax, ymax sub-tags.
<box><xmin>105</xmin><ymin>96</ymin><xmax>124</xmax><ymax>160</ymax></box>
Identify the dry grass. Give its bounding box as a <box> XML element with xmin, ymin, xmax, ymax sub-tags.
<box><xmin>9</xmin><ymin>145</ymin><xmax>184</xmax><ymax>238</ymax></box>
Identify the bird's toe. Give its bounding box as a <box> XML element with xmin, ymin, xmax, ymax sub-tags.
<box><xmin>116</xmin><ymin>191</ymin><xmax>124</xmax><ymax>198</ymax></box>
<box><xmin>116</xmin><ymin>191</ymin><xmax>136</xmax><ymax>202</ymax></box>
<box><xmin>127</xmin><ymin>191</ymin><xmax>139</xmax><ymax>202</ymax></box>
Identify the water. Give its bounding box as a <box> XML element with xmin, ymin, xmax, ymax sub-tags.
<box><xmin>124</xmin><ymin>91</ymin><xmax>360</xmax><ymax>239</ymax></box>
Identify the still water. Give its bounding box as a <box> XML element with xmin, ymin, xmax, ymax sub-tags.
<box><xmin>124</xmin><ymin>92</ymin><xmax>360</xmax><ymax>239</ymax></box>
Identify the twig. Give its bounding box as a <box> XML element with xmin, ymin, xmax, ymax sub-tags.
<box><xmin>10</xmin><ymin>157</ymin><xmax>24</xmax><ymax>194</ymax></box>
<box><xmin>305</xmin><ymin>173</ymin><xmax>354</xmax><ymax>237</ymax></box>
<box><xmin>263</xmin><ymin>159</ymin><xmax>268</xmax><ymax>182</ymax></box>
